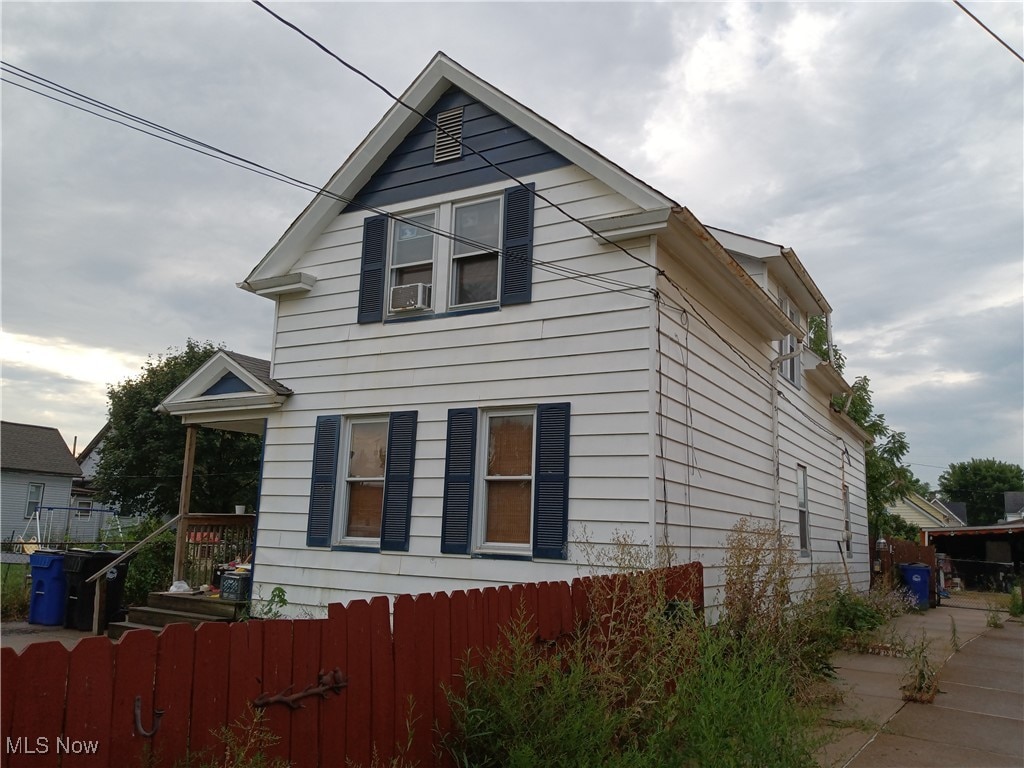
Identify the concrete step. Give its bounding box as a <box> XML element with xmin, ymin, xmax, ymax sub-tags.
<box><xmin>146</xmin><ymin>591</ymin><xmax>247</xmax><ymax>620</ymax></box>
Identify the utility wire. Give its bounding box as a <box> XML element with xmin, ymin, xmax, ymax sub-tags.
<box><xmin>952</xmin><ymin>1</ymin><xmax>1024</xmax><ymax>64</ymax></box>
<box><xmin>248</xmin><ymin>0</ymin><xmax>666</xmax><ymax>279</ymax></box>
<box><xmin>0</xmin><ymin>62</ymin><xmax>652</xmax><ymax>301</ymax></box>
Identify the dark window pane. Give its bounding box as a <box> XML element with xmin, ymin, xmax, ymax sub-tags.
<box><xmin>453</xmin><ymin>253</ymin><xmax>498</xmax><ymax>305</ymax></box>
<box><xmin>454</xmin><ymin>199</ymin><xmax>500</xmax><ymax>256</ymax></box>
<box><xmin>347</xmin><ymin>481</ymin><xmax>384</xmax><ymax>538</ymax></box>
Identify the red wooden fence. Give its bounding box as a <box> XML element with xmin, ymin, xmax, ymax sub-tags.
<box><xmin>1</xmin><ymin>563</ymin><xmax>702</xmax><ymax>768</ymax></box>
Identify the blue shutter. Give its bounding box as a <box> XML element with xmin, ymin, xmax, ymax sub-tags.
<box><xmin>307</xmin><ymin>415</ymin><xmax>341</xmax><ymax>547</ymax></box>
<box><xmin>440</xmin><ymin>408</ymin><xmax>478</xmax><ymax>554</ymax></box>
<box><xmin>380</xmin><ymin>411</ymin><xmax>418</xmax><ymax>552</ymax></box>
<box><xmin>357</xmin><ymin>215</ymin><xmax>388</xmax><ymax>323</ymax></box>
<box><xmin>500</xmin><ymin>183</ymin><xmax>535</xmax><ymax>305</ymax></box>
<box><xmin>532</xmin><ymin>403</ymin><xmax>570</xmax><ymax>560</ymax></box>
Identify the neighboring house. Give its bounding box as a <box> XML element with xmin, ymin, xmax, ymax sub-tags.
<box><xmin>886</xmin><ymin>491</ymin><xmax>965</xmax><ymax>530</ymax></box>
<box><xmin>68</xmin><ymin>422</ymin><xmax>121</xmax><ymax>540</ymax></box>
<box><xmin>0</xmin><ymin>421</ymin><xmax>82</xmax><ymax>545</ymax></box>
<box><xmin>929</xmin><ymin>497</ymin><xmax>968</xmax><ymax>526</ymax></box>
<box><xmin>160</xmin><ymin>53</ymin><xmax>871</xmax><ymax>613</ymax></box>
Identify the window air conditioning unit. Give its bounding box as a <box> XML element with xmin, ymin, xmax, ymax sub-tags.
<box><xmin>390</xmin><ymin>283</ymin><xmax>431</xmax><ymax>311</ymax></box>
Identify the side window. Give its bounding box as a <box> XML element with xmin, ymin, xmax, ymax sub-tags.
<box><xmin>441</xmin><ymin>402</ymin><xmax>570</xmax><ymax>559</ymax></box>
<box><xmin>24</xmin><ymin>482</ymin><xmax>44</xmax><ymax>518</ymax></box>
<box><xmin>843</xmin><ymin>485</ymin><xmax>852</xmax><ymax>554</ymax></box>
<box><xmin>75</xmin><ymin>500</ymin><xmax>93</xmax><ymax>518</ymax></box>
<box><xmin>306</xmin><ymin>412</ymin><xmax>418</xmax><ymax>551</ymax></box>
<box><xmin>778</xmin><ymin>293</ymin><xmax>801</xmax><ymax>386</ymax></box>
<box><xmin>797</xmin><ymin>465</ymin><xmax>810</xmax><ymax>554</ymax></box>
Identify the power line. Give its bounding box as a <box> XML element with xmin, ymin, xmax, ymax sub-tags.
<box><xmin>248</xmin><ymin>0</ymin><xmax>666</xmax><ymax>279</ymax></box>
<box><xmin>0</xmin><ymin>61</ymin><xmax>653</xmax><ymax>302</ymax></box>
<box><xmin>952</xmin><ymin>1</ymin><xmax>1024</xmax><ymax>64</ymax></box>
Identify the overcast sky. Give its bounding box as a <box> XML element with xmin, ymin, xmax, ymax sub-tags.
<box><xmin>2</xmin><ymin>1</ymin><xmax>1021</xmax><ymax>487</ymax></box>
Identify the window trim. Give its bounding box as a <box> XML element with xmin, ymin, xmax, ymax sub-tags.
<box><xmin>75</xmin><ymin>500</ymin><xmax>93</xmax><ymax>518</ymax></box>
<box><xmin>24</xmin><ymin>482</ymin><xmax>44</xmax><ymax>519</ymax></box>
<box><xmin>797</xmin><ymin>464</ymin><xmax>810</xmax><ymax>555</ymax></box>
<box><xmin>843</xmin><ymin>484</ymin><xmax>852</xmax><ymax>554</ymax></box>
<box><xmin>474</xmin><ymin>408</ymin><xmax>536</xmax><ymax>556</ymax></box>
<box><xmin>778</xmin><ymin>292</ymin><xmax>801</xmax><ymax>387</ymax></box>
<box><xmin>337</xmin><ymin>415</ymin><xmax>390</xmax><ymax>544</ymax></box>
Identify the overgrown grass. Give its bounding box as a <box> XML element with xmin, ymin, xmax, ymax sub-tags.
<box><xmin>1</xmin><ymin>563</ymin><xmax>30</xmax><ymax>620</ymax></box>
<box><xmin>444</xmin><ymin>519</ymin><xmax>899</xmax><ymax>767</ymax></box>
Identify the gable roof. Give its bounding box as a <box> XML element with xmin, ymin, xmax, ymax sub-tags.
<box><xmin>1</xmin><ymin>421</ymin><xmax>82</xmax><ymax>477</ymax></box>
<box><xmin>156</xmin><ymin>350</ymin><xmax>292</xmax><ymax>434</ymax></box>
<box><xmin>76</xmin><ymin>421</ymin><xmax>110</xmax><ymax>466</ymax></box>
<box><xmin>241</xmin><ymin>51</ymin><xmax>677</xmax><ymax>290</ymax></box>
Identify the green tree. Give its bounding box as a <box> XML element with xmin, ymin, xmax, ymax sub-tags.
<box><xmin>938</xmin><ymin>458</ymin><xmax>1024</xmax><ymax>526</ymax></box>
<box><xmin>807</xmin><ymin>317</ymin><xmax>917</xmax><ymax>542</ymax></box>
<box><xmin>94</xmin><ymin>339</ymin><xmax>263</xmax><ymax>518</ymax></box>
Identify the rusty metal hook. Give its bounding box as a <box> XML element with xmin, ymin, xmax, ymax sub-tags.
<box><xmin>134</xmin><ymin>695</ymin><xmax>165</xmax><ymax>738</ymax></box>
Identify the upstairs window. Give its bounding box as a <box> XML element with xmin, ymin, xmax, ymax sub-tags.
<box><xmin>452</xmin><ymin>198</ymin><xmax>501</xmax><ymax>306</ymax></box>
<box><xmin>357</xmin><ymin>184</ymin><xmax>534</xmax><ymax>323</ymax></box>
<box><xmin>779</xmin><ymin>293</ymin><xmax>801</xmax><ymax>386</ymax></box>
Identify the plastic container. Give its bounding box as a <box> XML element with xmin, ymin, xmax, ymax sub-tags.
<box><xmin>63</xmin><ymin>549</ymin><xmax>130</xmax><ymax>631</ymax></box>
<box><xmin>899</xmin><ymin>562</ymin><xmax>931</xmax><ymax>610</ymax></box>
<box><xmin>220</xmin><ymin>572</ymin><xmax>251</xmax><ymax>602</ymax></box>
<box><xmin>28</xmin><ymin>551</ymin><xmax>66</xmax><ymax>626</ymax></box>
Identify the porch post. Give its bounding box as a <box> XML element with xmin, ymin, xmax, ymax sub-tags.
<box><xmin>172</xmin><ymin>424</ymin><xmax>198</xmax><ymax>582</ymax></box>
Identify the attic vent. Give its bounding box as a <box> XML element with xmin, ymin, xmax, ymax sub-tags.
<box><xmin>434</xmin><ymin>107</ymin><xmax>464</xmax><ymax>163</ymax></box>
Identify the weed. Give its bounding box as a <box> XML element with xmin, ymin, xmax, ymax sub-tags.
<box><xmin>174</xmin><ymin>704</ymin><xmax>289</xmax><ymax>768</ymax></box>
<box><xmin>1</xmin><ymin>563</ymin><xmax>30</xmax><ymax>620</ymax></box>
<box><xmin>246</xmin><ymin>586</ymin><xmax>289</xmax><ymax>620</ymax></box>
<box><xmin>1008</xmin><ymin>583</ymin><xmax>1023</xmax><ymax>618</ymax></box>
<box><xmin>986</xmin><ymin>604</ymin><xmax>1005</xmax><ymax>629</ymax></box>
<box><xmin>900</xmin><ymin>631</ymin><xmax>938</xmax><ymax>703</ymax></box>
<box><xmin>949</xmin><ymin>615</ymin><xmax>960</xmax><ymax>652</ymax></box>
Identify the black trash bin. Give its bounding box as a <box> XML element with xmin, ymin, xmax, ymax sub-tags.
<box><xmin>63</xmin><ymin>549</ymin><xmax>130</xmax><ymax>631</ymax></box>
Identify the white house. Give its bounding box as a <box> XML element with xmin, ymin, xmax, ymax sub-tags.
<box><xmin>161</xmin><ymin>53</ymin><xmax>870</xmax><ymax>614</ymax></box>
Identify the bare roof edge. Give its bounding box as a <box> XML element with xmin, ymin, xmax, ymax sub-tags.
<box><xmin>241</xmin><ymin>51</ymin><xmax>677</xmax><ymax>288</ymax></box>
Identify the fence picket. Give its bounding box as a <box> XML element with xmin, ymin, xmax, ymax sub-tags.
<box><xmin>411</xmin><ymin>593</ymin><xmax>435</xmax><ymax>765</ymax></box>
<box><xmin>62</xmin><ymin>636</ymin><xmax>115</xmax><ymax>768</ymax></box>
<box><xmin>320</xmin><ymin>604</ymin><xmax>348</xmax><ymax>766</ymax></box>
<box><xmin>369</xmin><ymin>595</ymin><xmax>395</xmax><ymax>763</ymax></box>
<box><xmin>345</xmin><ymin>599</ymin><xmax>373</xmax><ymax>767</ymax></box>
<box><xmin>152</xmin><ymin>623</ymin><xmax>195</xmax><ymax>764</ymax></box>
<box><xmin>109</xmin><ymin>629</ymin><xmax>157</xmax><ymax>768</ymax></box>
<box><xmin>8</xmin><ymin>642</ymin><xmax>68</xmax><ymax>768</ymax></box>
<box><xmin>431</xmin><ymin>591</ymin><xmax>452</xmax><ymax>767</ymax></box>
<box><xmin>189</xmin><ymin>622</ymin><xmax>231</xmax><ymax>759</ymax></box>
<box><xmin>261</xmin><ymin>619</ymin><xmax>294</xmax><ymax>766</ymax></box>
<box><xmin>288</xmin><ymin>620</ymin><xmax>323</xmax><ymax>768</ymax></box>
<box><xmin>226</xmin><ymin>620</ymin><xmax>263</xmax><ymax>727</ymax></box>
<box><xmin>392</xmin><ymin>594</ymin><xmax>417</xmax><ymax>760</ymax></box>
<box><xmin>1</xmin><ymin>647</ymin><xmax>17</xmax><ymax>768</ymax></box>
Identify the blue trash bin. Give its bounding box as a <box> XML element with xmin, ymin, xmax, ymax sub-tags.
<box><xmin>29</xmin><ymin>551</ymin><xmax>67</xmax><ymax>626</ymax></box>
<box><xmin>899</xmin><ymin>563</ymin><xmax>930</xmax><ymax>610</ymax></box>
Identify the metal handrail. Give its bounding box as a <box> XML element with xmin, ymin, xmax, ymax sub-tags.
<box><xmin>84</xmin><ymin>514</ymin><xmax>181</xmax><ymax>584</ymax></box>
<box><xmin>85</xmin><ymin>514</ymin><xmax>181</xmax><ymax>636</ymax></box>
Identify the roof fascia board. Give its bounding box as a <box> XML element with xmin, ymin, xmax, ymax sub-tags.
<box><xmin>160</xmin><ymin>351</ymin><xmax>276</xmax><ymax>410</ymax></box>
<box><xmin>671</xmin><ymin>209</ymin><xmax>802</xmax><ymax>340</ymax></box>
<box><xmin>244</xmin><ymin>52</ymin><xmax>675</xmax><ymax>286</ymax></box>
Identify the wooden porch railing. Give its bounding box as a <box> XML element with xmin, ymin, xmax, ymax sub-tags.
<box><xmin>181</xmin><ymin>514</ymin><xmax>255</xmax><ymax>589</ymax></box>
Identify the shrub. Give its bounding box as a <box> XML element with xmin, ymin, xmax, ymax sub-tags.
<box><xmin>1</xmin><ymin>563</ymin><xmax>30</xmax><ymax>620</ymax></box>
<box><xmin>102</xmin><ymin>516</ymin><xmax>175</xmax><ymax>606</ymax></box>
